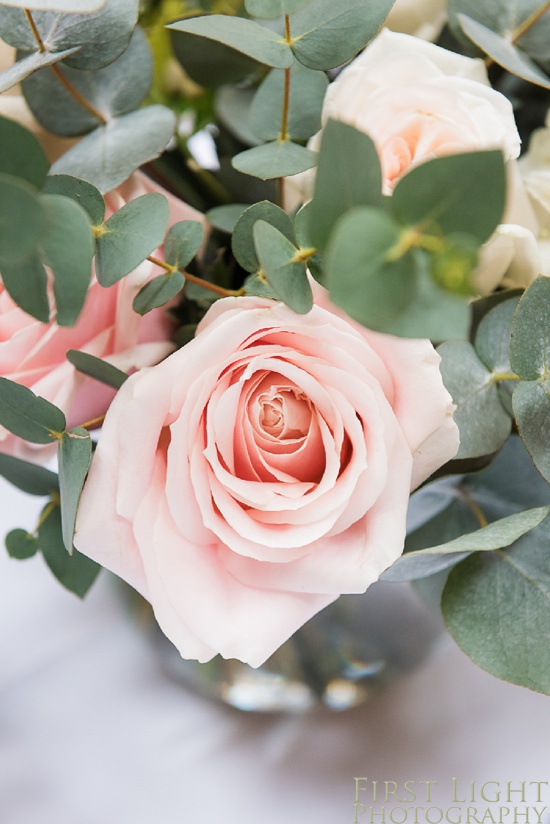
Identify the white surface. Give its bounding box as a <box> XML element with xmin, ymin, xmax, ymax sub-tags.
<box><xmin>1</xmin><ymin>477</ymin><xmax>550</xmax><ymax>824</ymax></box>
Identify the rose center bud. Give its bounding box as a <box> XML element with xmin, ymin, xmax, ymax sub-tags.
<box><xmin>257</xmin><ymin>389</ymin><xmax>311</xmax><ymax>440</ymax></box>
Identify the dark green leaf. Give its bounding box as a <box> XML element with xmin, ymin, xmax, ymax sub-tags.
<box><xmin>42</xmin><ymin>174</ymin><xmax>105</xmax><ymax>225</ymax></box>
<box><xmin>438</xmin><ymin>340</ymin><xmax>512</xmax><ymax>459</ymax></box>
<box><xmin>232</xmin><ymin>200</ymin><xmax>294</xmax><ymax>272</ymax></box>
<box><xmin>253</xmin><ymin>220</ymin><xmax>313</xmax><ymax>313</ymax></box>
<box><xmin>58</xmin><ymin>427</ymin><xmax>92</xmax><ymax>554</ymax></box>
<box><xmin>324</xmin><ymin>206</ymin><xmax>416</xmax><ymax>330</ymax></box>
<box><xmin>206</xmin><ymin>204</ymin><xmax>249</xmax><ymax>233</ymax></box>
<box><xmin>0</xmin><ymin>114</ymin><xmax>49</xmax><ymax>187</ymax></box>
<box><xmin>0</xmin><ymin>45</ymin><xmax>79</xmax><ymax>94</ymax></box>
<box><xmin>38</xmin><ymin>502</ymin><xmax>100</xmax><ymax>597</ymax></box>
<box><xmin>392</xmin><ymin>151</ymin><xmax>506</xmax><ymax>244</ymax></box>
<box><xmin>249</xmin><ymin>62</ymin><xmax>329</xmax><ymax>142</ymax></box>
<box><xmin>66</xmin><ymin>350</ymin><xmax>128</xmax><ymax>390</ymax></box>
<box><xmin>442</xmin><ymin>526</ymin><xmax>550</xmax><ymax>694</ymax></box>
<box><xmin>165</xmin><ymin>221</ymin><xmax>204</xmax><ymax>270</ymax></box>
<box><xmin>0</xmin><ymin>452</ymin><xmax>58</xmax><ymax>496</ymax></box>
<box><xmin>132</xmin><ymin>271</ymin><xmax>185</xmax><ymax>315</ymax></box>
<box><xmin>290</xmin><ymin>0</ymin><xmax>395</xmax><ymax>70</ymax></box>
<box><xmin>457</xmin><ymin>13</ymin><xmax>550</xmax><ymax>89</ymax></box>
<box><xmin>383</xmin><ymin>506</ymin><xmax>550</xmax><ymax>582</ymax></box>
<box><xmin>232</xmin><ymin>140</ymin><xmax>317</xmax><ymax>179</ymax></box>
<box><xmin>0</xmin><ymin>174</ymin><xmax>46</xmax><ymax>265</ymax></box>
<box><xmin>513</xmin><ymin>380</ymin><xmax>550</xmax><ymax>484</ymax></box>
<box><xmin>308</xmin><ymin>120</ymin><xmax>383</xmax><ymax>250</ymax></box>
<box><xmin>51</xmin><ymin>106</ymin><xmax>176</xmax><ymax>194</ymax></box>
<box><xmin>167</xmin><ymin>16</ymin><xmax>293</xmax><ymax>69</ymax></box>
<box><xmin>0</xmin><ymin>377</ymin><xmax>66</xmax><ymax>443</ymax></box>
<box><xmin>39</xmin><ymin>194</ymin><xmax>94</xmax><ymax>326</ymax></box>
<box><xmin>0</xmin><ymin>254</ymin><xmax>49</xmax><ymax>323</ymax></box>
<box><xmin>171</xmin><ymin>29</ymin><xmax>262</xmax><ymax>88</ymax></box>
<box><xmin>6</xmin><ymin>529</ymin><xmax>39</xmax><ymax>560</ymax></box>
<box><xmin>95</xmin><ymin>193</ymin><xmax>169</xmax><ymax>286</ymax></box>
<box><xmin>245</xmin><ymin>0</ymin><xmax>310</xmax><ymax>19</ymax></box>
<box><xmin>21</xmin><ymin>27</ymin><xmax>153</xmax><ymax>137</ymax></box>
<box><xmin>510</xmin><ymin>276</ymin><xmax>550</xmax><ymax>380</ymax></box>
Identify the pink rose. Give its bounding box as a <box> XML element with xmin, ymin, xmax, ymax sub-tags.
<box><xmin>74</xmin><ymin>284</ymin><xmax>459</xmax><ymax>667</ymax></box>
<box><xmin>0</xmin><ymin>171</ymin><xmax>202</xmax><ymax>458</ymax></box>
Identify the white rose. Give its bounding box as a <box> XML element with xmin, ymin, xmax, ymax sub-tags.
<box><xmin>519</xmin><ymin>109</ymin><xmax>550</xmax><ymax>277</ymax></box>
<box><xmin>385</xmin><ymin>0</ymin><xmax>446</xmax><ymax>41</ymax></box>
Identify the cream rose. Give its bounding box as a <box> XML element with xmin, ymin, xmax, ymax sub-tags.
<box><xmin>74</xmin><ymin>284</ymin><xmax>459</xmax><ymax>667</ymax></box>
<box><xmin>385</xmin><ymin>0</ymin><xmax>446</xmax><ymax>41</ymax></box>
<box><xmin>0</xmin><ymin>171</ymin><xmax>202</xmax><ymax>458</ymax></box>
<box><xmin>519</xmin><ymin>109</ymin><xmax>550</xmax><ymax>276</ymax></box>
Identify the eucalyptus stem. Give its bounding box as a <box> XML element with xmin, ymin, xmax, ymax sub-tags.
<box><xmin>24</xmin><ymin>7</ymin><xmax>107</xmax><ymax>126</ymax></box>
<box><xmin>276</xmin><ymin>14</ymin><xmax>293</xmax><ymax>208</ymax></box>
<box><xmin>459</xmin><ymin>488</ymin><xmax>488</xmax><ymax>529</ymax></box>
<box><xmin>147</xmin><ymin>255</ymin><xmax>240</xmax><ymax>298</ymax></box>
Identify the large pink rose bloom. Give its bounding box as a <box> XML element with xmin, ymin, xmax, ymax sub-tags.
<box><xmin>0</xmin><ymin>172</ymin><xmax>201</xmax><ymax>458</ymax></box>
<box><xmin>74</xmin><ymin>286</ymin><xmax>459</xmax><ymax>667</ymax></box>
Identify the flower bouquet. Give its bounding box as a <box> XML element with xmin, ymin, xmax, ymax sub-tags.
<box><xmin>1</xmin><ymin>0</ymin><xmax>550</xmax><ymax>707</ymax></box>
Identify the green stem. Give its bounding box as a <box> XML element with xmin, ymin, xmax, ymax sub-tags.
<box><xmin>147</xmin><ymin>255</ymin><xmax>241</xmax><ymax>298</ymax></box>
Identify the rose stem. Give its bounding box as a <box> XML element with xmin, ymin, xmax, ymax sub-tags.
<box><xmin>24</xmin><ymin>8</ymin><xmax>107</xmax><ymax>125</ymax></box>
<box><xmin>277</xmin><ymin>15</ymin><xmax>292</xmax><ymax>208</ymax></box>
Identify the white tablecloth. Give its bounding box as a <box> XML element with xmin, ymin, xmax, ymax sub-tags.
<box><xmin>1</xmin><ymin>477</ymin><xmax>550</xmax><ymax>824</ymax></box>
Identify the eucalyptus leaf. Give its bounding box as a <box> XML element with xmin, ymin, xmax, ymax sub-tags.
<box><xmin>249</xmin><ymin>62</ymin><xmax>328</xmax><ymax>142</ymax></box>
<box><xmin>133</xmin><ymin>271</ymin><xmax>185</xmax><ymax>316</ymax></box>
<box><xmin>171</xmin><ymin>30</ymin><xmax>262</xmax><ymax>88</ymax></box>
<box><xmin>206</xmin><ymin>204</ymin><xmax>249</xmax><ymax>233</ymax></box>
<box><xmin>0</xmin><ymin>452</ymin><xmax>58</xmax><ymax>496</ymax></box>
<box><xmin>475</xmin><ymin>296</ymin><xmax>519</xmax><ymax>416</ymax></box>
<box><xmin>383</xmin><ymin>506</ymin><xmax>550</xmax><ymax>582</ymax></box>
<box><xmin>215</xmin><ymin>86</ymin><xmax>262</xmax><ymax>146</ymax></box>
<box><xmin>21</xmin><ymin>27</ymin><xmax>153</xmax><ymax>137</ymax></box>
<box><xmin>325</xmin><ymin>206</ymin><xmax>417</xmax><ymax>330</ymax></box>
<box><xmin>232</xmin><ymin>201</ymin><xmax>294</xmax><ymax>272</ymax></box>
<box><xmin>510</xmin><ymin>276</ymin><xmax>550</xmax><ymax>380</ymax></box>
<box><xmin>0</xmin><ymin>255</ymin><xmax>49</xmax><ymax>323</ymax></box>
<box><xmin>0</xmin><ymin>45</ymin><xmax>79</xmax><ymax>94</ymax></box>
<box><xmin>437</xmin><ymin>340</ymin><xmax>512</xmax><ymax>459</ymax></box>
<box><xmin>165</xmin><ymin>221</ymin><xmax>205</xmax><ymax>270</ymax></box>
<box><xmin>42</xmin><ymin>174</ymin><xmax>105</xmax><ymax>225</ymax></box>
<box><xmin>0</xmin><ymin>174</ymin><xmax>46</xmax><ymax>265</ymax></box>
<box><xmin>0</xmin><ymin>1</ymin><xmax>106</xmax><ymax>11</ymax></box>
<box><xmin>253</xmin><ymin>220</ymin><xmax>313</xmax><ymax>313</ymax></box>
<box><xmin>442</xmin><ymin>525</ymin><xmax>550</xmax><ymax>694</ymax></box>
<box><xmin>290</xmin><ymin>0</ymin><xmax>394</xmax><ymax>70</ymax></box>
<box><xmin>513</xmin><ymin>380</ymin><xmax>550</xmax><ymax>484</ymax></box>
<box><xmin>0</xmin><ymin>114</ymin><xmax>49</xmax><ymax>187</ymax></box>
<box><xmin>457</xmin><ymin>13</ymin><xmax>550</xmax><ymax>89</ymax></box>
<box><xmin>0</xmin><ymin>1</ymin><xmax>138</xmax><ymax>70</ymax></box>
<box><xmin>58</xmin><ymin>427</ymin><xmax>92</xmax><ymax>554</ymax></box>
<box><xmin>95</xmin><ymin>193</ymin><xmax>169</xmax><ymax>286</ymax></box>
<box><xmin>51</xmin><ymin>106</ymin><xmax>176</xmax><ymax>193</ymax></box>
<box><xmin>38</xmin><ymin>502</ymin><xmax>100</xmax><ymax>597</ymax></box>
<box><xmin>0</xmin><ymin>377</ymin><xmax>66</xmax><ymax>444</ymax></box>
<box><xmin>308</xmin><ymin>120</ymin><xmax>383</xmax><ymax>250</ymax></box>
<box><xmin>6</xmin><ymin>529</ymin><xmax>40</xmax><ymax>560</ymax></box>
<box><xmin>244</xmin><ymin>0</ymin><xmax>310</xmax><ymax>19</ymax></box>
<box><xmin>232</xmin><ymin>140</ymin><xmax>317</xmax><ymax>179</ymax></box>
<box><xmin>168</xmin><ymin>16</ymin><xmax>293</xmax><ymax>69</ymax></box>
<box><xmin>392</xmin><ymin>151</ymin><xmax>506</xmax><ymax>243</ymax></box>
<box><xmin>65</xmin><ymin>350</ymin><xmax>128</xmax><ymax>390</ymax></box>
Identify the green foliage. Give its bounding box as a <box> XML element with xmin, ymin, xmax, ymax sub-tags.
<box><xmin>0</xmin><ymin>114</ymin><xmax>49</xmax><ymax>188</ymax></box>
<box><xmin>51</xmin><ymin>105</ymin><xmax>176</xmax><ymax>193</ymax></box>
<box><xmin>170</xmin><ymin>29</ymin><xmax>263</xmax><ymax>88</ymax></box>
<box><xmin>0</xmin><ymin>46</ymin><xmax>79</xmax><ymax>94</ymax></box>
<box><xmin>0</xmin><ymin>453</ymin><xmax>59</xmax><ymax>496</ymax></box>
<box><xmin>0</xmin><ymin>255</ymin><xmax>49</xmax><ymax>324</ymax></box>
<box><xmin>308</xmin><ymin>120</ymin><xmax>383</xmax><ymax>251</ymax></box>
<box><xmin>232</xmin><ymin>140</ymin><xmax>317</xmax><ymax>179</ymax></box>
<box><xmin>42</xmin><ymin>174</ymin><xmax>105</xmax><ymax>225</ymax></box>
<box><xmin>21</xmin><ymin>27</ymin><xmax>153</xmax><ymax>137</ymax></box>
<box><xmin>58</xmin><ymin>427</ymin><xmax>92</xmax><ymax>553</ymax></box>
<box><xmin>244</xmin><ymin>0</ymin><xmax>310</xmax><ymax>18</ymax></box>
<box><xmin>232</xmin><ymin>200</ymin><xmax>294</xmax><ymax>272</ymax></box>
<box><xmin>41</xmin><ymin>194</ymin><xmax>94</xmax><ymax>326</ymax></box>
<box><xmin>165</xmin><ymin>221</ymin><xmax>205</xmax><ymax>269</ymax></box>
<box><xmin>167</xmin><ymin>15</ymin><xmax>294</xmax><ymax>68</ymax></box>
<box><xmin>6</xmin><ymin>529</ymin><xmax>40</xmax><ymax>560</ymax></box>
<box><xmin>289</xmin><ymin>0</ymin><xmax>395</xmax><ymax>70</ymax></box>
<box><xmin>95</xmin><ymin>193</ymin><xmax>170</xmax><ymax>286</ymax></box>
<box><xmin>0</xmin><ymin>174</ymin><xmax>46</xmax><ymax>265</ymax></box>
<box><xmin>206</xmin><ymin>204</ymin><xmax>249</xmax><ymax>233</ymax></box>
<box><xmin>65</xmin><ymin>350</ymin><xmax>128</xmax><ymax>390</ymax></box>
<box><xmin>249</xmin><ymin>62</ymin><xmax>328</xmax><ymax>142</ymax></box>
<box><xmin>38</xmin><ymin>502</ymin><xmax>100</xmax><ymax>597</ymax></box>
<box><xmin>133</xmin><ymin>271</ymin><xmax>186</xmax><ymax>315</ymax></box>
<box><xmin>0</xmin><ymin>378</ymin><xmax>66</xmax><ymax>444</ymax></box>
<box><xmin>0</xmin><ymin>1</ymin><xmax>107</xmax><ymax>12</ymax></box>
<box><xmin>253</xmin><ymin>220</ymin><xmax>313</xmax><ymax>313</ymax></box>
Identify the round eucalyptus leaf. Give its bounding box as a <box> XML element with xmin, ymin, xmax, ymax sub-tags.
<box><xmin>232</xmin><ymin>140</ymin><xmax>317</xmax><ymax>180</ymax></box>
<box><xmin>0</xmin><ymin>115</ymin><xmax>49</xmax><ymax>187</ymax></box>
<box><xmin>165</xmin><ymin>221</ymin><xmax>204</xmax><ymax>270</ymax></box>
<box><xmin>133</xmin><ymin>271</ymin><xmax>185</xmax><ymax>316</ymax></box>
<box><xmin>245</xmin><ymin>0</ymin><xmax>310</xmax><ymax>19</ymax></box>
<box><xmin>253</xmin><ymin>220</ymin><xmax>312</xmax><ymax>314</ymax></box>
<box><xmin>6</xmin><ymin>529</ymin><xmax>40</xmax><ymax>560</ymax></box>
<box><xmin>510</xmin><ymin>276</ymin><xmax>550</xmax><ymax>381</ymax></box>
<box><xmin>50</xmin><ymin>105</ymin><xmax>176</xmax><ymax>193</ymax></box>
<box><xmin>42</xmin><ymin>174</ymin><xmax>105</xmax><ymax>225</ymax></box>
<box><xmin>232</xmin><ymin>201</ymin><xmax>294</xmax><ymax>272</ymax></box>
<box><xmin>206</xmin><ymin>204</ymin><xmax>249</xmax><ymax>234</ymax></box>
<box><xmin>0</xmin><ymin>254</ymin><xmax>49</xmax><ymax>323</ymax></box>
<box><xmin>21</xmin><ymin>26</ymin><xmax>152</xmax><ymax>137</ymax></box>
<box><xmin>0</xmin><ymin>174</ymin><xmax>45</xmax><ymax>265</ymax></box>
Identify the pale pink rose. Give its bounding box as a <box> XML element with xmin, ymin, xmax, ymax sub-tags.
<box><xmin>0</xmin><ymin>171</ymin><xmax>202</xmax><ymax>458</ymax></box>
<box><xmin>74</xmin><ymin>283</ymin><xmax>459</xmax><ymax>667</ymax></box>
